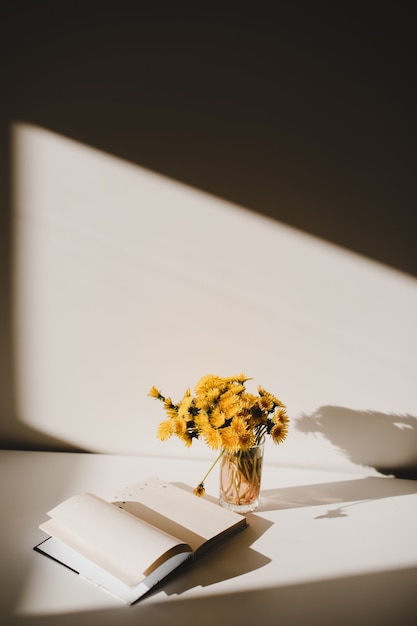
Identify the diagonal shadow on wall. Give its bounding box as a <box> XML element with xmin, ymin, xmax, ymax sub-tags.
<box><xmin>1</xmin><ymin>4</ymin><xmax>416</xmax><ymax>451</ymax></box>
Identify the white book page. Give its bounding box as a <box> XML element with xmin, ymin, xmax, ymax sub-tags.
<box><xmin>112</xmin><ymin>477</ymin><xmax>246</xmax><ymax>553</ymax></box>
<box><xmin>40</xmin><ymin>492</ymin><xmax>190</xmax><ymax>587</ymax></box>
<box><xmin>37</xmin><ymin>536</ymin><xmax>192</xmax><ymax>604</ymax></box>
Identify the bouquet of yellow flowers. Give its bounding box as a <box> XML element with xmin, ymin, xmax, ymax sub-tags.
<box><xmin>149</xmin><ymin>373</ymin><xmax>289</xmax><ymax>500</ymax></box>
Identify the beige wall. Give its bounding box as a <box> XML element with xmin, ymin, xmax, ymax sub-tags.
<box><xmin>1</xmin><ymin>4</ymin><xmax>416</xmax><ymax>475</ymax></box>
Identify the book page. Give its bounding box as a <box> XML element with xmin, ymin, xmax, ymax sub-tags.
<box><xmin>111</xmin><ymin>477</ymin><xmax>246</xmax><ymax>554</ymax></box>
<box><xmin>40</xmin><ymin>492</ymin><xmax>191</xmax><ymax>587</ymax></box>
<box><xmin>36</xmin><ymin>536</ymin><xmax>192</xmax><ymax>604</ymax></box>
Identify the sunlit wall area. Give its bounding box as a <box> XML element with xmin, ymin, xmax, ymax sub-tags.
<box><xmin>11</xmin><ymin>123</ymin><xmax>417</xmax><ymax>473</ymax></box>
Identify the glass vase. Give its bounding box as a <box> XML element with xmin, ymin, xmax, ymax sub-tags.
<box><xmin>219</xmin><ymin>441</ymin><xmax>265</xmax><ymax>513</ymax></box>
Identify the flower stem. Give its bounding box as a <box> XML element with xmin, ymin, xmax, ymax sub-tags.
<box><xmin>199</xmin><ymin>449</ymin><xmax>225</xmax><ymax>486</ymax></box>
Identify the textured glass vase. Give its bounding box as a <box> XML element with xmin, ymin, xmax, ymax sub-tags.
<box><xmin>219</xmin><ymin>441</ymin><xmax>265</xmax><ymax>513</ymax></box>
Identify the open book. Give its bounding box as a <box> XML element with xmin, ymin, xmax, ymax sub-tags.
<box><xmin>34</xmin><ymin>477</ymin><xmax>247</xmax><ymax>604</ymax></box>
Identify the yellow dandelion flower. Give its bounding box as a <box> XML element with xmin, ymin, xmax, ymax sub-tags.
<box><xmin>163</xmin><ymin>397</ymin><xmax>177</xmax><ymax>411</ymax></box>
<box><xmin>178</xmin><ymin>431</ymin><xmax>193</xmax><ymax>447</ymax></box>
<box><xmin>240</xmin><ymin>393</ymin><xmax>257</xmax><ymax>410</ymax></box>
<box><xmin>177</xmin><ymin>394</ymin><xmax>193</xmax><ymax>419</ymax></box>
<box><xmin>153</xmin><ymin>375</ymin><xmax>288</xmax><ymax>484</ymax></box>
<box><xmin>195</xmin><ymin>395</ymin><xmax>210</xmax><ymax>412</ymax></box>
<box><xmin>227</xmin><ymin>373</ymin><xmax>251</xmax><ymax>385</ymax></box>
<box><xmin>195</xmin><ymin>374</ymin><xmax>224</xmax><ymax>394</ymax></box>
<box><xmin>206</xmin><ymin>387</ymin><xmax>222</xmax><ymax>403</ymax></box>
<box><xmin>194</xmin><ymin>483</ymin><xmax>205</xmax><ymax>497</ymax></box>
<box><xmin>148</xmin><ymin>385</ymin><xmax>162</xmax><ymax>399</ymax></box>
<box><xmin>173</xmin><ymin>417</ymin><xmax>187</xmax><ymax>435</ymax></box>
<box><xmin>270</xmin><ymin>393</ymin><xmax>286</xmax><ymax>408</ymax></box>
<box><xmin>220</xmin><ymin>427</ymin><xmax>240</xmax><ymax>452</ymax></box>
<box><xmin>194</xmin><ymin>409</ymin><xmax>208</xmax><ymax>424</ymax></box>
<box><xmin>164</xmin><ymin>406</ymin><xmax>178</xmax><ymax>419</ymax></box>
<box><xmin>203</xmin><ymin>425</ymin><xmax>223</xmax><ymax>450</ymax></box>
<box><xmin>219</xmin><ymin>393</ymin><xmax>241</xmax><ymax>419</ymax></box>
<box><xmin>258</xmin><ymin>386</ymin><xmax>285</xmax><ymax>408</ymax></box>
<box><xmin>258</xmin><ymin>394</ymin><xmax>274</xmax><ymax>412</ymax></box>
<box><xmin>210</xmin><ymin>406</ymin><xmax>227</xmax><ymax>428</ymax></box>
<box><xmin>246</xmin><ymin>415</ymin><xmax>258</xmax><ymax>431</ymax></box>
<box><xmin>230</xmin><ymin>416</ymin><xmax>249</xmax><ymax>436</ymax></box>
<box><xmin>226</xmin><ymin>416</ymin><xmax>256</xmax><ymax>450</ymax></box>
<box><xmin>270</xmin><ymin>421</ymin><xmax>289</xmax><ymax>444</ymax></box>
<box><xmin>237</xmin><ymin>430</ymin><xmax>256</xmax><ymax>450</ymax></box>
<box><xmin>224</xmin><ymin>382</ymin><xmax>246</xmax><ymax>396</ymax></box>
<box><xmin>273</xmin><ymin>408</ymin><xmax>289</xmax><ymax>424</ymax></box>
<box><xmin>157</xmin><ymin>419</ymin><xmax>174</xmax><ymax>441</ymax></box>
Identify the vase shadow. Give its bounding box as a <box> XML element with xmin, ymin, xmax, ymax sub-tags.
<box><xmin>295</xmin><ymin>407</ymin><xmax>417</xmax><ymax>479</ymax></box>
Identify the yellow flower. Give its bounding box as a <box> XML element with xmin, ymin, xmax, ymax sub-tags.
<box><xmin>203</xmin><ymin>425</ymin><xmax>223</xmax><ymax>449</ymax></box>
<box><xmin>270</xmin><ymin>421</ymin><xmax>289</xmax><ymax>444</ymax></box>
<box><xmin>162</xmin><ymin>397</ymin><xmax>178</xmax><ymax>419</ymax></box>
<box><xmin>210</xmin><ymin>406</ymin><xmax>227</xmax><ymax>428</ymax></box>
<box><xmin>148</xmin><ymin>385</ymin><xmax>162</xmax><ymax>399</ymax></box>
<box><xmin>194</xmin><ymin>395</ymin><xmax>210</xmax><ymax>412</ymax></box>
<box><xmin>157</xmin><ymin>419</ymin><xmax>174</xmax><ymax>441</ymax></box>
<box><xmin>226</xmin><ymin>373</ymin><xmax>250</xmax><ymax>385</ymax></box>
<box><xmin>240</xmin><ymin>392</ymin><xmax>257</xmax><ymax>411</ymax></box>
<box><xmin>194</xmin><ymin>483</ymin><xmax>205</xmax><ymax>497</ymax></box>
<box><xmin>149</xmin><ymin>373</ymin><xmax>288</xmax><ymax>497</ymax></box>
<box><xmin>178</xmin><ymin>431</ymin><xmax>193</xmax><ymax>447</ymax></box>
<box><xmin>177</xmin><ymin>394</ymin><xmax>193</xmax><ymax>419</ymax></box>
<box><xmin>273</xmin><ymin>408</ymin><xmax>289</xmax><ymax>423</ymax></box>
<box><xmin>226</xmin><ymin>416</ymin><xmax>255</xmax><ymax>450</ymax></box>
<box><xmin>205</xmin><ymin>387</ymin><xmax>222</xmax><ymax>403</ymax></box>
<box><xmin>194</xmin><ymin>411</ymin><xmax>209</xmax><ymax>429</ymax></box>
<box><xmin>164</xmin><ymin>405</ymin><xmax>178</xmax><ymax>419</ymax></box>
<box><xmin>219</xmin><ymin>393</ymin><xmax>241</xmax><ymax>419</ymax></box>
<box><xmin>237</xmin><ymin>430</ymin><xmax>256</xmax><ymax>450</ymax></box>
<box><xmin>226</xmin><ymin>382</ymin><xmax>246</xmax><ymax>396</ymax></box>
<box><xmin>249</xmin><ymin>405</ymin><xmax>265</xmax><ymax>427</ymax></box>
<box><xmin>258</xmin><ymin>394</ymin><xmax>274</xmax><ymax>412</ymax></box>
<box><xmin>230</xmin><ymin>416</ymin><xmax>248</xmax><ymax>436</ymax></box>
<box><xmin>195</xmin><ymin>374</ymin><xmax>224</xmax><ymax>394</ymax></box>
<box><xmin>173</xmin><ymin>417</ymin><xmax>187</xmax><ymax>435</ymax></box>
<box><xmin>220</xmin><ymin>427</ymin><xmax>240</xmax><ymax>452</ymax></box>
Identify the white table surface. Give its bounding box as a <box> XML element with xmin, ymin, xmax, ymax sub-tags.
<box><xmin>1</xmin><ymin>449</ymin><xmax>417</xmax><ymax>625</ymax></box>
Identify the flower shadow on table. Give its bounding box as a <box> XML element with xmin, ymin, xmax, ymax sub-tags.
<box><xmin>258</xmin><ymin>473</ymin><xmax>417</xmax><ymax>515</ymax></box>
<box><xmin>295</xmin><ymin>406</ymin><xmax>417</xmax><ymax>479</ymax></box>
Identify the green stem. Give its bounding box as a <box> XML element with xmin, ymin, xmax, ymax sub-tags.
<box><xmin>198</xmin><ymin>449</ymin><xmax>225</xmax><ymax>485</ymax></box>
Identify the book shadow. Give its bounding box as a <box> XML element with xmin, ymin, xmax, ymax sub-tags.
<box><xmin>140</xmin><ymin>473</ymin><xmax>417</xmax><ymax>600</ymax></box>
<box><xmin>132</xmin><ymin>470</ymin><xmax>417</xmax><ymax>601</ymax></box>
<box><xmin>137</xmin><ymin>484</ymin><xmax>273</xmax><ymax>600</ymax></box>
